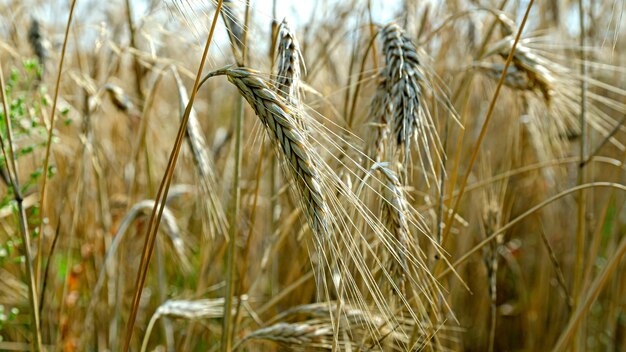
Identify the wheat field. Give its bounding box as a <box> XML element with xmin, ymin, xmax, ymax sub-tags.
<box><xmin>0</xmin><ymin>0</ymin><xmax>625</xmax><ymax>351</ymax></box>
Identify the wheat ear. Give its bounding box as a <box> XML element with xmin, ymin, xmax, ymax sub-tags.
<box><xmin>205</xmin><ymin>67</ymin><xmax>330</xmax><ymax>238</ymax></box>
<box><xmin>240</xmin><ymin>322</ymin><xmax>333</xmax><ymax>348</ymax></box>
<box><xmin>275</xmin><ymin>19</ymin><xmax>304</xmax><ymax>105</ymax></box>
<box><xmin>373</xmin><ymin>23</ymin><xmax>441</xmax><ymax>181</ymax></box>
<box><xmin>141</xmin><ymin>296</ymin><xmax>247</xmax><ymax>352</ymax></box>
<box><xmin>28</xmin><ymin>18</ymin><xmax>47</xmax><ymax>73</ymax></box>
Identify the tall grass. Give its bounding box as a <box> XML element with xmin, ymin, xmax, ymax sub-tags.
<box><xmin>0</xmin><ymin>0</ymin><xmax>625</xmax><ymax>351</ymax></box>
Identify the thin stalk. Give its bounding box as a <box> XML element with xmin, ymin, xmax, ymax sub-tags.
<box><xmin>573</xmin><ymin>0</ymin><xmax>588</xmax><ymax>320</ymax></box>
<box><xmin>269</xmin><ymin>0</ymin><xmax>280</xmax><ymax>312</ymax></box>
<box><xmin>125</xmin><ymin>0</ymin><xmax>145</xmax><ymax>101</ymax></box>
<box><xmin>346</xmin><ymin>34</ymin><xmax>376</xmax><ymax>129</ymax></box>
<box><xmin>582</xmin><ymin>147</ymin><xmax>626</xmax><ymax>294</ymax></box>
<box><xmin>222</xmin><ymin>95</ymin><xmax>244</xmax><ymax>352</ymax></box>
<box><xmin>223</xmin><ymin>1</ymin><xmax>251</xmax><ymax>349</ymax></box>
<box><xmin>36</xmin><ymin>0</ymin><xmax>76</xmax><ymax>292</ymax></box>
<box><xmin>155</xmin><ymin>240</ymin><xmax>175</xmax><ymax>352</ymax></box>
<box><xmin>122</xmin><ymin>2</ymin><xmax>223</xmax><ymax>350</ymax></box>
<box><xmin>436</xmin><ymin>109</ymin><xmax>449</xmax><ymax>244</ymax></box>
<box><xmin>342</xmin><ymin>19</ymin><xmax>361</xmax><ymax>124</ymax></box>
<box><xmin>0</xmin><ymin>61</ymin><xmax>42</xmax><ymax>351</ymax></box>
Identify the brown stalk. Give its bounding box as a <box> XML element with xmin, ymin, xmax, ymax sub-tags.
<box><xmin>222</xmin><ymin>1</ymin><xmax>251</xmax><ymax>350</ymax></box>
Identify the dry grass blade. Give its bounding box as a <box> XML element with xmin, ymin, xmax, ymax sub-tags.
<box><xmin>171</xmin><ymin>67</ymin><xmax>227</xmax><ymax>238</ymax></box>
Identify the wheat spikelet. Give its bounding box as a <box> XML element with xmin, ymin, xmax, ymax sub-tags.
<box><xmin>275</xmin><ymin>19</ymin><xmax>304</xmax><ymax>106</ymax></box>
<box><xmin>208</xmin><ymin>67</ymin><xmax>330</xmax><ymax>238</ymax></box>
<box><xmin>373</xmin><ymin>23</ymin><xmax>442</xmax><ymax>182</ymax></box>
<box><xmin>218</xmin><ymin>0</ymin><xmax>245</xmax><ymax>62</ymax></box>
<box><xmin>171</xmin><ymin>67</ymin><xmax>227</xmax><ymax>238</ymax></box>
<box><xmin>272</xmin><ymin>302</ymin><xmax>408</xmax><ymax>337</ymax></box>
<box><xmin>473</xmin><ymin>62</ymin><xmax>539</xmax><ymax>92</ymax></box>
<box><xmin>107</xmin><ymin>198</ymin><xmax>190</xmax><ymax>272</ymax></box>
<box><xmin>241</xmin><ymin>322</ymin><xmax>333</xmax><ymax>348</ymax></box>
<box><xmin>480</xmin><ymin>36</ymin><xmax>626</xmax><ymax>160</ymax></box>
<box><xmin>141</xmin><ymin>296</ymin><xmax>247</xmax><ymax>352</ymax></box>
<box><xmin>373</xmin><ymin>163</ymin><xmax>410</xmax><ymax>290</ymax></box>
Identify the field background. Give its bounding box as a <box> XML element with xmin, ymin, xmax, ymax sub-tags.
<box><xmin>0</xmin><ymin>0</ymin><xmax>625</xmax><ymax>351</ymax></box>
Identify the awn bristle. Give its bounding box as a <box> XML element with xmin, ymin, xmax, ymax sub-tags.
<box><xmin>212</xmin><ymin>67</ymin><xmax>330</xmax><ymax>238</ymax></box>
<box><xmin>373</xmin><ymin>23</ymin><xmax>440</xmax><ymax>181</ymax></box>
